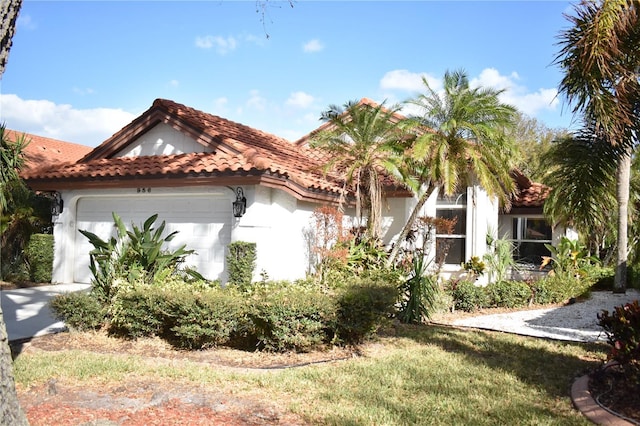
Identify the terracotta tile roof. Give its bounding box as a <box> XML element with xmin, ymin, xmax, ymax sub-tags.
<box><xmin>511</xmin><ymin>169</ymin><xmax>550</xmax><ymax>208</ymax></box>
<box><xmin>4</xmin><ymin>129</ymin><xmax>92</xmax><ymax>172</ymax></box>
<box><xmin>22</xmin><ymin>99</ymin><xmax>346</xmax><ymax>200</ymax></box>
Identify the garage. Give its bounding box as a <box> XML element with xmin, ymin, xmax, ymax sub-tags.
<box><xmin>73</xmin><ymin>194</ymin><xmax>232</xmax><ymax>284</ymax></box>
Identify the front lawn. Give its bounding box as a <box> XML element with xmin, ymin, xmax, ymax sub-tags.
<box><xmin>14</xmin><ymin>324</ymin><xmax>606</xmax><ymax>425</ymax></box>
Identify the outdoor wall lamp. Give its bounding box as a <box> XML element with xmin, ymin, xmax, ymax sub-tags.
<box><xmin>232</xmin><ymin>187</ymin><xmax>246</xmax><ymax>217</ymax></box>
<box><xmin>51</xmin><ymin>192</ymin><xmax>63</xmax><ymax>215</ymax></box>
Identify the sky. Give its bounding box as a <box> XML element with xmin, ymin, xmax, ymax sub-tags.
<box><xmin>0</xmin><ymin>0</ymin><xmax>581</xmax><ymax>148</ymax></box>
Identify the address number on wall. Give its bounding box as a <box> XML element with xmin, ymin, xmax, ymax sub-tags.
<box><xmin>136</xmin><ymin>188</ymin><xmax>152</xmax><ymax>193</ymax></box>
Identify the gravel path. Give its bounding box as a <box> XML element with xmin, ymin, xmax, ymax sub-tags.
<box><xmin>451</xmin><ymin>289</ymin><xmax>640</xmax><ymax>342</ymax></box>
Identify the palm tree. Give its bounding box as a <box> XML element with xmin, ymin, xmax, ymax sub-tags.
<box><xmin>311</xmin><ymin>99</ymin><xmax>408</xmax><ymax>240</ymax></box>
<box><xmin>554</xmin><ymin>0</ymin><xmax>640</xmax><ymax>292</ymax></box>
<box><xmin>387</xmin><ymin>70</ymin><xmax>519</xmax><ymax>266</ymax></box>
<box><xmin>541</xmin><ymin>127</ymin><xmax>620</xmax><ymax>258</ymax></box>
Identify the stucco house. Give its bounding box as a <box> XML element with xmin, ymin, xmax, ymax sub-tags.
<box><xmin>22</xmin><ymin>99</ymin><xmax>570</xmax><ymax>284</ymax></box>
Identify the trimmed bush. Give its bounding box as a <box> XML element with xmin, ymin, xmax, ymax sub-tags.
<box><xmin>450</xmin><ymin>280</ymin><xmax>488</xmax><ymax>312</ymax></box>
<box><xmin>335</xmin><ymin>279</ymin><xmax>398</xmax><ymax>344</ymax></box>
<box><xmin>529</xmin><ymin>275</ymin><xmax>592</xmax><ymax>305</ymax></box>
<box><xmin>485</xmin><ymin>281</ymin><xmax>531</xmax><ymax>308</ymax></box>
<box><xmin>108</xmin><ymin>283</ymin><xmax>169</xmax><ymax>339</ymax></box>
<box><xmin>249</xmin><ymin>284</ymin><xmax>336</xmax><ymax>352</ymax></box>
<box><xmin>49</xmin><ymin>291</ymin><xmax>106</xmax><ymax>331</ymax></box>
<box><xmin>167</xmin><ymin>288</ymin><xmax>249</xmax><ymax>350</ymax></box>
<box><xmin>227</xmin><ymin>241</ymin><xmax>257</xmax><ymax>289</ymax></box>
<box><xmin>25</xmin><ymin>233</ymin><xmax>54</xmax><ymax>283</ymax></box>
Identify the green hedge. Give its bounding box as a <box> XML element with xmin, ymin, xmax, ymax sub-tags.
<box><xmin>50</xmin><ymin>291</ymin><xmax>106</xmax><ymax>331</ymax></box>
<box><xmin>50</xmin><ymin>277</ymin><xmax>397</xmax><ymax>352</ymax></box>
<box><xmin>25</xmin><ymin>233</ymin><xmax>54</xmax><ymax>283</ymax></box>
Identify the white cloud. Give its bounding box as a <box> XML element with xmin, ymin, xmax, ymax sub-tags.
<box><xmin>246</xmin><ymin>90</ymin><xmax>266</xmax><ymax>111</ymax></box>
<box><xmin>471</xmin><ymin>68</ymin><xmax>559</xmax><ymax>116</ymax></box>
<box><xmin>17</xmin><ymin>14</ymin><xmax>36</xmax><ymax>30</ymax></box>
<box><xmin>303</xmin><ymin>39</ymin><xmax>324</xmax><ymax>53</ymax></box>
<box><xmin>195</xmin><ymin>35</ymin><xmax>238</xmax><ymax>54</ymax></box>
<box><xmin>380</xmin><ymin>69</ymin><xmax>439</xmax><ymax>93</ymax></box>
<box><xmin>72</xmin><ymin>87</ymin><xmax>95</xmax><ymax>96</ymax></box>
<box><xmin>0</xmin><ymin>94</ymin><xmax>136</xmax><ymax>146</ymax></box>
<box><xmin>169</xmin><ymin>79</ymin><xmax>179</xmax><ymax>87</ymax></box>
<box><xmin>382</xmin><ymin>68</ymin><xmax>558</xmax><ymax>119</ymax></box>
<box><xmin>285</xmin><ymin>91</ymin><xmax>315</xmax><ymax>109</ymax></box>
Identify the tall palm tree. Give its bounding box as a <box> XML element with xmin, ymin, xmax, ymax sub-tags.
<box><xmin>541</xmin><ymin>127</ymin><xmax>620</xmax><ymax>258</ymax></box>
<box><xmin>311</xmin><ymin>99</ymin><xmax>408</xmax><ymax>240</ymax></box>
<box><xmin>387</xmin><ymin>70</ymin><xmax>519</xmax><ymax>266</ymax></box>
<box><xmin>554</xmin><ymin>0</ymin><xmax>640</xmax><ymax>292</ymax></box>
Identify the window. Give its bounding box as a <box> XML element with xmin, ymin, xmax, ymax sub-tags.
<box><xmin>511</xmin><ymin>217</ymin><xmax>552</xmax><ymax>264</ymax></box>
<box><xmin>436</xmin><ymin>193</ymin><xmax>467</xmax><ymax>265</ymax></box>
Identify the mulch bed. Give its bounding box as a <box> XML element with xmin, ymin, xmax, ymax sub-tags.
<box><xmin>589</xmin><ymin>364</ymin><xmax>640</xmax><ymax>424</ymax></box>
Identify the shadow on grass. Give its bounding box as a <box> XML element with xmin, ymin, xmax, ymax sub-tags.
<box><xmin>398</xmin><ymin>323</ymin><xmax>607</xmax><ymax>400</ymax></box>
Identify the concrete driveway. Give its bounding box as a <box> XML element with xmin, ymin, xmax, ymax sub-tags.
<box><xmin>1</xmin><ymin>283</ymin><xmax>91</xmax><ymax>342</ymax></box>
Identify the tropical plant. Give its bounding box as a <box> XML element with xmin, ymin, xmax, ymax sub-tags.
<box><xmin>541</xmin><ymin>131</ymin><xmax>620</xmax><ymax>258</ymax></box>
<box><xmin>540</xmin><ymin>237</ymin><xmax>600</xmax><ymax>279</ymax></box>
<box><xmin>483</xmin><ymin>233</ymin><xmax>517</xmax><ymax>284</ymax></box>
<box><xmin>80</xmin><ymin>212</ymin><xmax>200</xmax><ymax>301</ymax></box>
<box><xmin>311</xmin><ymin>99</ymin><xmax>408</xmax><ymax>240</ymax></box>
<box><xmin>554</xmin><ymin>0</ymin><xmax>640</xmax><ymax>292</ymax></box>
<box><xmin>397</xmin><ymin>252</ymin><xmax>438</xmax><ymax>324</ymax></box>
<box><xmin>387</xmin><ymin>69</ymin><xmax>519</xmax><ymax>266</ymax></box>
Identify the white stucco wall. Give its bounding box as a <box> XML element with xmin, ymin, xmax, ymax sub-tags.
<box><xmin>115</xmin><ymin>123</ymin><xmax>213</xmax><ymax>157</ymax></box>
<box><xmin>231</xmin><ymin>186</ymin><xmax>315</xmax><ymax>282</ymax></box>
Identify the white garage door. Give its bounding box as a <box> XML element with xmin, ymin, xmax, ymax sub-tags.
<box><xmin>74</xmin><ymin>194</ymin><xmax>231</xmax><ymax>283</ymax></box>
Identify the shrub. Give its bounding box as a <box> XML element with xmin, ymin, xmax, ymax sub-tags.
<box><xmin>248</xmin><ymin>284</ymin><xmax>336</xmax><ymax>352</ymax></box>
<box><xmin>450</xmin><ymin>280</ymin><xmax>488</xmax><ymax>312</ymax></box>
<box><xmin>167</xmin><ymin>288</ymin><xmax>249</xmax><ymax>350</ymax></box>
<box><xmin>598</xmin><ymin>301</ymin><xmax>640</xmax><ymax>385</ymax></box>
<box><xmin>529</xmin><ymin>274</ymin><xmax>592</xmax><ymax>305</ymax></box>
<box><xmin>108</xmin><ymin>282</ymin><xmax>169</xmax><ymax>338</ymax></box>
<box><xmin>485</xmin><ymin>281</ymin><xmax>531</xmax><ymax>308</ymax></box>
<box><xmin>49</xmin><ymin>292</ymin><xmax>106</xmax><ymax>331</ymax></box>
<box><xmin>25</xmin><ymin>233</ymin><xmax>54</xmax><ymax>283</ymax></box>
<box><xmin>335</xmin><ymin>278</ymin><xmax>398</xmax><ymax>344</ymax></box>
<box><xmin>226</xmin><ymin>241</ymin><xmax>257</xmax><ymax>289</ymax></box>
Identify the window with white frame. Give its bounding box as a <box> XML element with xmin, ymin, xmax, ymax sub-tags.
<box><xmin>511</xmin><ymin>217</ymin><xmax>552</xmax><ymax>265</ymax></box>
<box><xmin>436</xmin><ymin>192</ymin><xmax>467</xmax><ymax>265</ymax></box>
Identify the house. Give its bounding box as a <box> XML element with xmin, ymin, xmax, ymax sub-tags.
<box><xmin>22</xmin><ymin>99</ymin><xmax>571</xmax><ymax>285</ymax></box>
<box><xmin>5</xmin><ymin>129</ymin><xmax>93</xmax><ymax>170</ymax></box>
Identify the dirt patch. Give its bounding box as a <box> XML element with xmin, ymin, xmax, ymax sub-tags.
<box><xmin>13</xmin><ymin>331</ymin><xmax>358</xmax><ymax>425</ymax></box>
<box><xmin>589</xmin><ymin>364</ymin><xmax>640</xmax><ymax>424</ymax></box>
<box><xmin>19</xmin><ymin>378</ymin><xmax>305</xmax><ymax>426</ymax></box>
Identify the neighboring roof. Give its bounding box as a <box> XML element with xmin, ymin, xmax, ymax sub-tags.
<box><xmin>4</xmin><ymin>129</ymin><xmax>92</xmax><ymax>172</ymax></box>
<box><xmin>22</xmin><ymin>99</ymin><xmax>349</xmax><ymax>202</ymax></box>
<box><xmin>510</xmin><ymin>169</ymin><xmax>550</xmax><ymax>209</ymax></box>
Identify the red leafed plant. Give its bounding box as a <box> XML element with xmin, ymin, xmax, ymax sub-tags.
<box><xmin>597</xmin><ymin>300</ymin><xmax>640</xmax><ymax>384</ymax></box>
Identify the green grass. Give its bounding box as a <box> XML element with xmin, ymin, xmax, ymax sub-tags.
<box><xmin>14</xmin><ymin>325</ymin><xmax>606</xmax><ymax>425</ymax></box>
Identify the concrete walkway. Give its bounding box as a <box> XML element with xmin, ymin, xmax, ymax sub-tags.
<box><xmin>451</xmin><ymin>289</ymin><xmax>640</xmax><ymax>342</ymax></box>
<box><xmin>1</xmin><ymin>283</ymin><xmax>91</xmax><ymax>342</ymax></box>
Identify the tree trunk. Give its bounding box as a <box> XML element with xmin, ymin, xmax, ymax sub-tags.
<box><xmin>614</xmin><ymin>148</ymin><xmax>631</xmax><ymax>293</ymax></box>
<box><xmin>0</xmin><ymin>0</ymin><xmax>22</xmax><ymax>75</ymax></box>
<box><xmin>386</xmin><ymin>186</ymin><xmax>435</xmax><ymax>267</ymax></box>
<box><xmin>0</xmin><ymin>304</ymin><xmax>28</xmax><ymax>426</ymax></box>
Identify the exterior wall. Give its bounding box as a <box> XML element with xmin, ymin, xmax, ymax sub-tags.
<box><xmin>115</xmin><ymin>123</ymin><xmax>213</xmax><ymax>157</ymax></box>
<box><xmin>231</xmin><ymin>185</ymin><xmax>315</xmax><ymax>282</ymax></box>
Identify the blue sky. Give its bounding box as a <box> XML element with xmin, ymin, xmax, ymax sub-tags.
<box><xmin>1</xmin><ymin>0</ymin><xmax>579</xmax><ymax>147</ymax></box>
